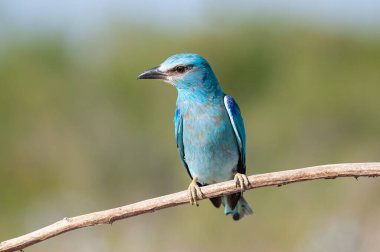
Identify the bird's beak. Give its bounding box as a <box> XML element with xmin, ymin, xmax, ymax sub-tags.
<box><xmin>137</xmin><ymin>66</ymin><xmax>167</xmax><ymax>80</ymax></box>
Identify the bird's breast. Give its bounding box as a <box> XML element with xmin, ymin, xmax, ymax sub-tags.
<box><xmin>183</xmin><ymin>104</ymin><xmax>225</xmax><ymax>141</ymax></box>
<box><xmin>181</xmin><ymin>102</ymin><xmax>239</xmax><ymax>184</ymax></box>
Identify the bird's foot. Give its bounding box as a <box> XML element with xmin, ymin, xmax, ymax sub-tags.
<box><xmin>188</xmin><ymin>176</ymin><xmax>203</xmax><ymax>206</ymax></box>
<box><xmin>234</xmin><ymin>173</ymin><xmax>250</xmax><ymax>192</ymax></box>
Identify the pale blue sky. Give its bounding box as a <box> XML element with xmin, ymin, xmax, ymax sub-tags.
<box><xmin>1</xmin><ymin>0</ymin><xmax>379</xmax><ymax>37</ymax></box>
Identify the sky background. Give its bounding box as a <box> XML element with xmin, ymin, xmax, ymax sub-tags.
<box><xmin>1</xmin><ymin>0</ymin><xmax>380</xmax><ymax>36</ymax></box>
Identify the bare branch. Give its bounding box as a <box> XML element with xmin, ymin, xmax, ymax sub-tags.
<box><xmin>1</xmin><ymin>162</ymin><xmax>379</xmax><ymax>252</ymax></box>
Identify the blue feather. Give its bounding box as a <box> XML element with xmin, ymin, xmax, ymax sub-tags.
<box><xmin>140</xmin><ymin>53</ymin><xmax>252</xmax><ymax>220</ymax></box>
<box><xmin>224</xmin><ymin>95</ymin><xmax>246</xmax><ymax>174</ymax></box>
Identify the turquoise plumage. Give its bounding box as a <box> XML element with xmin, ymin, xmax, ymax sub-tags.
<box><xmin>138</xmin><ymin>53</ymin><xmax>252</xmax><ymax>220</ymax></box>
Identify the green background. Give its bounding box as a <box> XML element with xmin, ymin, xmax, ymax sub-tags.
<box><xmin>1</xmin><ymin>3</ymin><xmax>380</xmax><ymax>251</ymax></box>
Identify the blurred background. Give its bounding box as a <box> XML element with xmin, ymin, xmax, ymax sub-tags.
<box><xmin>1</xmin><ymin>1</ymin><xmax>380</xmax><ymax>251</ymax></box>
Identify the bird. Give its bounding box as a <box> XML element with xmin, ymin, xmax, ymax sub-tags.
<box><xmin>137</xmin><ymin>53</ymin><xmax>252</xmax><ymax>220</ymax></box>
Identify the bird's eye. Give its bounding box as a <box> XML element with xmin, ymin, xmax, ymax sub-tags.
<box><xmin>175</xmin><ymin>65</ymin><xmax>186</xmax><ymax>73</ymax></box>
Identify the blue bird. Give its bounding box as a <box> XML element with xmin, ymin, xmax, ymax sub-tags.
<box><xmin>138</xmin><ymin>53</ymin><xmax>252</xmax><ymax>220</ymax></box>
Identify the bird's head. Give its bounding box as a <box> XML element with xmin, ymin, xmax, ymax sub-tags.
<box><xmin>138</xmin><ymin>53</ymin><xmax>221</xmax><ymax>94</ymax></box>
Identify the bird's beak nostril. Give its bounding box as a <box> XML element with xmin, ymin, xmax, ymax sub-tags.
<box><xmin>137</xmin><ymin>66</ymin><xmax>167</xmax><ymax>80</ymax></box>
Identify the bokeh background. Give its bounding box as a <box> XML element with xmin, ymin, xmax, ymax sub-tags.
<box><xmin>1</xmin><ymin>1</ymin><xmax>380</xmax><ymax>251</ymax></box>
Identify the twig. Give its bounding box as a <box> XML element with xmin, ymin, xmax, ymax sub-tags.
<box><xmin>1</xmin><ymin>162</ymin><xmax>380</xmax><ymax>252</ymax></box>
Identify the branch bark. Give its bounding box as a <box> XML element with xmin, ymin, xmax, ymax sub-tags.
<box><xmin>1</xmin><ymin>162</ymin><xmax>380</xmax><ymax>252</ymax></box>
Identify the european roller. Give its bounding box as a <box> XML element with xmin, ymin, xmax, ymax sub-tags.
<box><xmin>138</xmin><ymin>53</ymin><xmax>252</xmax><ymax>220</ymax></box>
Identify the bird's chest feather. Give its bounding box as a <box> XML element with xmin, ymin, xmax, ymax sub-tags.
<box><xmin>181</xmin><ymin>102</ymin><xmax>239</xmax><ymax>184</ymax></box>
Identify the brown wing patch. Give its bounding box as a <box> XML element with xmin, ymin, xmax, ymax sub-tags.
<box><xmin>227</xmin><ymin>192</ymin><xmax>241</xmax><ymax>210</ymax></box>
<box><xmin>209</xmin><ymin>197</ymin><xmax>222</xmax><ymax>208</ymax></box>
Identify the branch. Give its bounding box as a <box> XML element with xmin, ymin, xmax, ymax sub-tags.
<box><xmin>1</xmin><ymin>162</ymin><xmax>380</xmax><ymax>252</ymax></box>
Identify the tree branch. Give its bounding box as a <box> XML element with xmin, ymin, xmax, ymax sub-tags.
<box><xmin>1</xmin><ymin>162</ymin><xmax>380</xmax><ymax>252</ymax></box>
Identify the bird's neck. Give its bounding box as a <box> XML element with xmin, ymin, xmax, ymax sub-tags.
<box><xmin>176</xmin><ymin>76</ymin><xmax>224</xmax><ymax>104</ymax></box>
<box><xmin>177</xmin><ymin>86</ymin><xmax>224</xmax><ymax>104</ymax></box>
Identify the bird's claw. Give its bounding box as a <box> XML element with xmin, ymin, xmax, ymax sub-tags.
<box><xmin>234</xmin><ymin>173</ymin><xmax>249</xmax><ymax>192</ymax></box>
<box><xmin>188</xmin><ymin>176</ymin><xmax>202</xmax><ymax>206</ymax></box>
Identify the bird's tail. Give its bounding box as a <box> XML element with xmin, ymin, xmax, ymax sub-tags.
<box><xmin>223</xmin><ymin>195</ymin><xmax>253</xmax><ymax>221</ymax></box>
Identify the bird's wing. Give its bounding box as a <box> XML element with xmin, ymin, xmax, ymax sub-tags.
<box><xmin>224</xmin><ymin>95</ymin><xmax>247</xmax><ymax>174</ymax></box>
<box><xmin>174</xmin><ymin>106</ymin><xmax>193</xmax><ymax>179</ymax></box>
